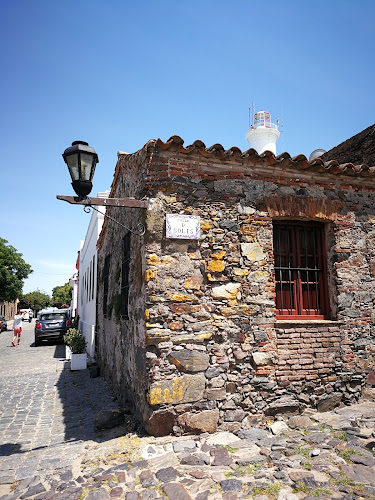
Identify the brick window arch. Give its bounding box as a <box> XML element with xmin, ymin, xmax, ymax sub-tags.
<box><xmin>273</xmin><ymin>220</ymin><xmax>329</xmax><ymax>319</ymax></box>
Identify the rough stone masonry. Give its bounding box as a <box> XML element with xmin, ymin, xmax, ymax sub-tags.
<box><xmin>96</xmin><ymin>135</ymin><xmax>375</xmax><ymax>436</ymax></box>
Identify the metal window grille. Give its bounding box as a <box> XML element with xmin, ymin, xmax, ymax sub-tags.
<box><xmin>273</xmin><ymin>221</ymin><xmax>329</xmax><ymax>319</ymax></box>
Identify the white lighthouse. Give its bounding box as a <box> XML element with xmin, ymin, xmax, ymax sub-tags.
<box><xmin>245</xmin><ymin>110</ymin><xmax>280</xmax><ymax>155</ymax></box>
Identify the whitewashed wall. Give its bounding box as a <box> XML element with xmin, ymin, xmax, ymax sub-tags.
<box><xmin>78</xmin><ymin>191</ymin><xmax>109</xmax><ymax>358</ymax></box>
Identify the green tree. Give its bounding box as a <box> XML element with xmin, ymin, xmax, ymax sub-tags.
<box><xmin>0</xmin><ymin>238</ymin><xmax>33</xmax><ymax>302</ymax></box>
<box><xmin>52</xmin><ymin>282</ymin><xmax>72</xmax><ymax>308</ymax></box>
<box><xmin>22</xmin><ymin>290</ymin><xmax>51</xmax><ymax>312</ymax></box>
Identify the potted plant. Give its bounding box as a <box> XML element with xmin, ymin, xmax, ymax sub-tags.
<box><xmin>64</xmin><ymin>328</ymin><xmax>87</xmax><ymax>370</ymax></box>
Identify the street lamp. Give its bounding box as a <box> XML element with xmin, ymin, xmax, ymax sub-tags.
<box><xmin>57</xmin><ymin>140</ymin><xmax>147</xmax><ymax>234</ymax></box>
<box><xmin>62</xmin><ymin>141</ymin><xmax>99</xmax><ymax>199</ymax></box>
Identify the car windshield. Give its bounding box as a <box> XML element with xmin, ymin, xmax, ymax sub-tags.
<box><xmin>41</xmin><ymin>314</ymin><xmax>66</xmax><ymax>320</ymax></box>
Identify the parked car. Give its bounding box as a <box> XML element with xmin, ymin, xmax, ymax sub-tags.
<box><xmin>34</xmin><ymin>311</ymin><xmax>72</xmax><ymax>346</ymax></box>
<box><xmin>0</xmin><ymin>315</ymin><xmax>7</xmax><ymax>331</ymax></box>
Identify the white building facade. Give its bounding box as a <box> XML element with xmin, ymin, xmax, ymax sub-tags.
<box><xmin>78</xmin><ymin>191</ymin><xmax>109</xmax><ymax>358</ymax></box>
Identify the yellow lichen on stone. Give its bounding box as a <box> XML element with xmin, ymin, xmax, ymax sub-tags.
<box><xmin>201</xmin><ymin>220</ymin><xmax>212</xmax><ymax>231</ymax></box>
<box><xmin>149</xmin><ymin>295</ymin><xmax>166</xmax><ymax>303</ymax></box>
<box><xmin>240</xmin><ymin>225</ymin><xmax>257</xmax><ymax>235</ymax></box>
<box><xmin>221</xmin><ymin>305</ymin><xmax>255</xmax><ymax>317</ymax></box>
<box><xmin>146</xmin><ymin>334</ymin><xmax>171</xmax><ymax>345</ymax></box>
<box><xmin>210</xmin><ymin>250</ymin><xmax>226</xmax><ymax>260</ymax></box>
<box><xmin>145</xmin><ymin>309</ymin><xmax>149</xmax><ymax>321</ymax></box>
<box><xmin>184</xmin><ymin>276</ymin><xmax>203</xmax><ymax>290</ymax></box>
<box><xmin>169</xmin><ymin>331</ymin><xmax>212</xmax><ymax>344</ymax></box>
<box><xmin>147</xmin><ymin>254</ymin><xmax>174</xmax><ymax>266</ymax></box>
<box><xmin>196</xmin><ymin>332</ymin><xmax>212</xmax><ymax>340</ymax></box>
<box><xmin>244</xmin><ymin>235</ymin><xmax>256</xmax><ymax>243</ymax></box>
<box><xmin>165</xmin><ymin>292</ymin><xmax>194</xmax><ymax>302</ymax></box>
<box><xmin>254</xmin><ymin>270</ymin><xmax>269</xmax><ymax>279</ymax></box>
<box><xmin>207</xmin><ymin>260</ymin><xmax>226</xmax><ymax>272</ymax></box>
<box><xmin>147</xmin><ymin>254</ymin><xmax>161</xmax><ymax>265</ymax></box>
<box><xmin>212</xmin><ymin>320</ymin><xmax>227</xmax><ymax>327</ymax></box>
<box><xmin>234</xmin><ymin>269</ymin><xmax>249</xmax><ymax>276</ymax></box>
<box><xmin>170</xmin><ymin>321</ymin><xmax>183</xmax><ymax>331</ymax></box>
<box><xmin>145</xmin><ymin>269</ymin><xmax>157</xmax><ymax>282</ymax></box>
<box><xmin>170</xmin><ymin>378</ymin><xmax>186</xmax><ymax>401</ymax></box>
<box><xmin>148</xmin><ymin>377</ymin><xmax>186</xmax><ymax>405</ymax></box>
<box><xmin>146</xmin><ymin>328</ymin><xmax>162</xmax><ymax>336</ymax></box>
<box><xmin>148</xmin><ymin>387</ymin><xmax>163</xmax><ymax>405</ymax></box>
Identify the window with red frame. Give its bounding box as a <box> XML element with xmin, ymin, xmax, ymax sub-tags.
<box><xmin>273</xmin><ymin>221</ymin><xmax>329</xmax><ymax>319</ymax></box>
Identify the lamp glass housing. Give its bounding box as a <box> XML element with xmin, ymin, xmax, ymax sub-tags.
<box><xmin>62</xmin><ymin>141</ymin><xmax>99</xmax><ymax>198</ymax></box>
<box><xmin>65</xmin><ymin>154</ymin><xmax>79</xmax><ymax>182</ymax></box>
<box><xmin>80</xmin><ymin>152</ymin><xmax>97</xmax><ymax>181</ymax></box>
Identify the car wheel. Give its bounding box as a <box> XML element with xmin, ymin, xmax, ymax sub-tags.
<box><xmin>35</xmin><ymin>337</ymin><xmax>42</xmax><ymax>347</ymax></box>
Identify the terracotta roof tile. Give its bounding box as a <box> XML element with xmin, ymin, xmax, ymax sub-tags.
<box><xmin>135</xmin><ymin>135</ymin><xmax>375</xmax><ymax>178</ymax></box>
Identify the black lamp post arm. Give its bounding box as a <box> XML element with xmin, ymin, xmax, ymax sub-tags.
<box><xmin>84</xmin><ymin>202</ymin><xmax>146</xmax><ymax>236</ymax></box>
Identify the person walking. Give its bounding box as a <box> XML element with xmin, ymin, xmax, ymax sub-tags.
<box><xmin>12</xmin><ymin>311</ymin><xmax>23</xmax><ymax>346</ymax></box>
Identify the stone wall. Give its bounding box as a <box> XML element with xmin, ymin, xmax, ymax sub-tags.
<box><xmin>97</xmin><ymin>138</ymin><xmax>375</xmax><ymax>436</ymax></box>
<box><xmin>96</xmin><ymin>150</ymin><xmax>149</xmax><ymax>423</ymax></box>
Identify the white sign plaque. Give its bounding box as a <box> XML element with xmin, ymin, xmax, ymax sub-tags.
<box><xmin>166</xmin><ymin>214</ymin><xmax>200</xmax><ymax>239</ymax></box>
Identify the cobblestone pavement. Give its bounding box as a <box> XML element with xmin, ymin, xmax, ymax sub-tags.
<box><xmin>0</xmin><ymin>319</ymin><xmax>117</xmax><ymax>490</ymax></box>
<box><xmin>2</xmin><ymin>321</ymin><xmax>375</xmax><ymax>499</ymax></box>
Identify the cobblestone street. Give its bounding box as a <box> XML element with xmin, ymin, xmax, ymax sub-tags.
<box><xmin>2</xmin><ymin>321</ymin><xmax>375</xmax><ymax>499</ymax></box>
<box><xmin>0</xmin><ymin>319</ymin><xmax>117</xmax><ymax>485</ymax></box>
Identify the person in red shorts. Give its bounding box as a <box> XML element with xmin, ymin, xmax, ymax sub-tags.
<box><xmin>12</xmin><ymin>310</ymin><xmax>23</xmax><ymax>346</ymax></box>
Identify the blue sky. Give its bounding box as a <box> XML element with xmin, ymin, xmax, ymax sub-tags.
<box><xmin>1</xmin><ymin>0</ymin><xmax>374</xmax><ymax>296</ymax></box>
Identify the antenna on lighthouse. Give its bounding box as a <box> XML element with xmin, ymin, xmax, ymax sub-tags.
<box><xmin>248</xmin><ymin>102</ymin><xmax>255</xmax><ymax>127</ymax></box>
<box><xmin>245</xmin><ymin>108</ymin><xmax>280</xmax><ymax>155</ymax></box>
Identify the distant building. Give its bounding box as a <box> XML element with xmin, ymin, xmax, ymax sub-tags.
<box><xmin>69</xmin><ymin>252</ymin><xmax>79</xmax><ymax>319</ymax></box>
<box><xmin>0</xmin><ymin>300</ymin><xmax>19</xmax><ymax>320</ymax></box>
<box><xmin>94</xmin><ymin>124</ymin><xmax>375</xmax><ymax>437</ymax></box>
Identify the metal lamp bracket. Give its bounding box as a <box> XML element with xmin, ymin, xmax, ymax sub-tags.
<box><xmin>56</xmin><ymin>195</ymin><xmax>148</xmax><ymax>236</ymax></box>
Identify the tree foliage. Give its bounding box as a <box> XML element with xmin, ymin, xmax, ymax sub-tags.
<box><xmin>0</xmin><ymin>238</ymin><xmax>33</xmax><ymax>302</ymax></box>
<box><xmin>52</xmin><ymin>282</ymin><xmax>72</xmax><ymax>308</ymax></box>
<box><xmin>21</xmin><ymin>290</ymin><xmax>51</xmax><ymax>312</ymax></box>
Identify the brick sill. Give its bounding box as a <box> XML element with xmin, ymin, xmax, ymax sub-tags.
<box><xmin>275</xmin><ymin>319</ymin><xmax>342</xmax><ymax>327</ymax></box>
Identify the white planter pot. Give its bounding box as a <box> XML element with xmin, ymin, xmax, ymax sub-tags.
<box><xmin>65</xmin><ymin>346</ymin><xmax>72</xmax><ymax>360</ymax></box>
<box><xmin>70</xmin><ymin>353</ymin><xmax>87</xmax><ymax>370</ymax></box>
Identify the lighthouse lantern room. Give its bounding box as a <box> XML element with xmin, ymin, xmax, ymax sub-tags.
<box><xmin>245</xmin><ymin>109</ymin><xmax>280</xmax><ymax>155</ymax></box>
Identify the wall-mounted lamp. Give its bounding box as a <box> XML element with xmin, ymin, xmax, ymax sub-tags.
<box><xmin>62</xmin><ymin>140</ymin><xmax>99</xmax><ymax>199</ymax></box>
<box><xmin>57</xmin><ymin>141</ymin><xmax>147</xmax><ymax>234</ymax></box>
